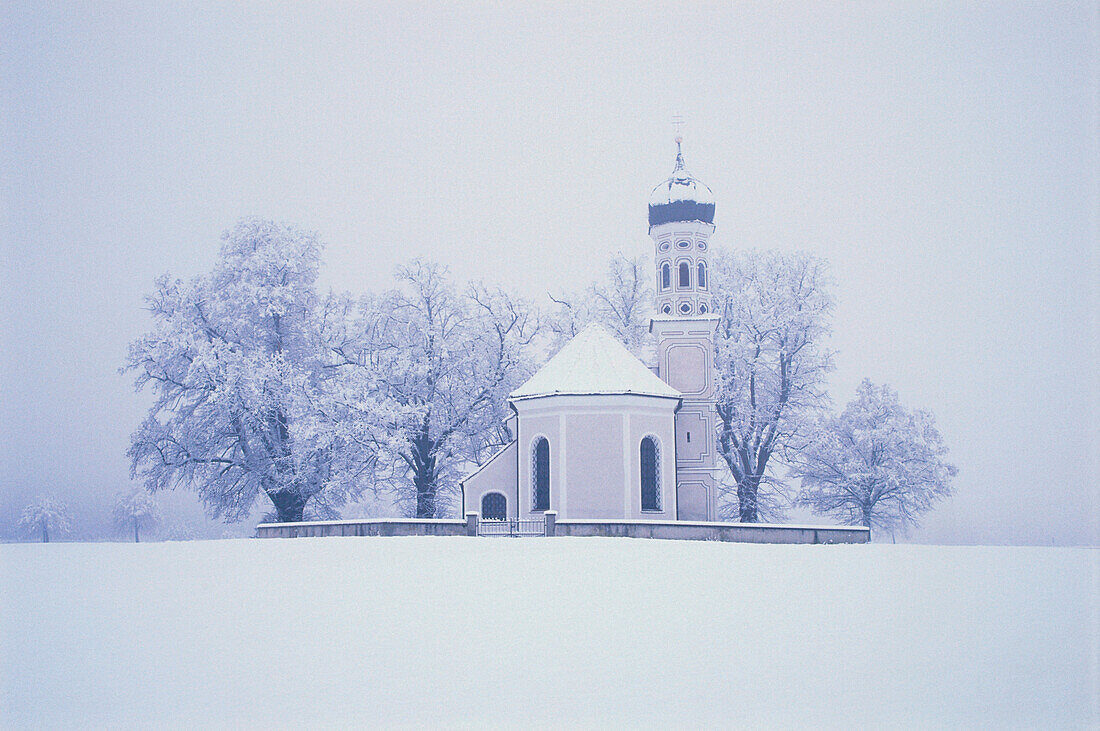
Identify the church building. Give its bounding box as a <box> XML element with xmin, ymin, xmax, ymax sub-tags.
<box><xmin>461</xmin><ymin>138</ymin><xmax>721</xmax><ymax>522</ymax></box>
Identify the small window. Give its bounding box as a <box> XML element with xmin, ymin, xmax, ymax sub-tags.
<box><xmin>662</xmin><ymin>304</ymin><xmax>672</xmax><ymax>314</ymax></box>
<box><xmin>532</xmin><ymin>437</ymin><xmax>550</xmax><ymax>511</ymax></box>
<box><xmin>678</xmin><ymin>262</ymin><xmax>690</xmax><ymax>288</ymax></box>
<box><xmin>661</xmin><ymin>263</ymin><xmax>670</xmax><ymax>290</ymax></box>
<box><xmin>481</xmin><ymin>492</ymin><xmax>506</xmax><ymax>520</ymax></box>
<box><xmin>697</xmin><ymin>240</ymin><xmax>707</xmax><ymax>251</ymax></box>
<box><xmin>676</xmin><ymin>240</ymin><xmax>691</xmax><ymax>249</ymax></box>
<box><xmin>697</xmin><ymin>262</ymin><xmax>707</xmax><ymax>289</ymax></box>
<box><xmin>699</xmin><ymin>303</ymin><xmax>708</xmax><ymax>314</ymax></box>
<box><xmin>641</xmin><ymin>436</ymin><xmax>661</xmax><ymax>511</ymax></box>
<box><xmin>658</xmin><ymin>241</ymin><xmax>670</xmax><ymax>252</ymax></box>
<box><xmin>679</xmin><ymin>302</ymin><xmax>692</xmax><ymax>315</ymax></box>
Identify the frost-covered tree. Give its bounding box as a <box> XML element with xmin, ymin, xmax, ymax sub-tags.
<box><xmin>112</xmin><ymin>488</ymin><xmax>160</xmax><ymax>542</ymax></box>
<box><xmin>793</xmin><ymin>379</ymin><xmax>957</xmax><ymax>532</ymax></box>
<box><xmin>712</xmin><ymin>249</ymin><xmax>835</xmax><ymax>523</ymax></box>
<box><xmin>343</xmin><ymin>260</ymin><xmax>539</xmax><ymax>517</ymax></box>
<box><xmin>125</xmin><ymin>219</ymin><xmax>373</xmax><ymax>523</ymax></box>
<box><xmin>547</xmin><ymin>254</ymin><xmax>654</xmax><ymax>358</ymax></box>
<box><xmin>19</xmin><ymin>495</ymin><xmax>72</xmax><ymax>543</ymax></box>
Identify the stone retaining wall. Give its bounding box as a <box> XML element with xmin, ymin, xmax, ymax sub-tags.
<box><xmin>256</xmin><ymin>518</ymin><xmax>470</xmax><ymax>539</ymax></box>
<box><xmin>256</xmin><ymin>513</ymin><xmax>870</xmax><ymax>543</ymax></box>
<box><xmin>553</xmin><ymin>518</ymin><xmax>869</xmax><ymax>544</ymax></box>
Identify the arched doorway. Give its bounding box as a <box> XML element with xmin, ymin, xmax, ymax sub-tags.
<box><xmin>481</xmin><ymin>492</ymin><xmax>507</xmax><ymax>521</ymax></box>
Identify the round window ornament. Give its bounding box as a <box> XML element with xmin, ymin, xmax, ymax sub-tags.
<box><xmin>699</xmin><ymin>304</ymin><xmax>708</xmax><ymax>314</ymax></box>
<box><xmin>676</xmin><ymin>240</ymin><xmax>691</xmax><ymax>249</ymax></box>
<box><xmin>679</xmin><ymin>302</ymin><xmax>692</xmax><ymax>315</ymax></box>
<box><xmin>697</xmin><ymin>240</ymin><xmax>707</xmax><ymax>251</ymax></box>
<box><xmin>658</xmin><ymin>241</ymin><xmax>671</xmax><ymax>252</ymax></box>
<box><xmin>662</xmin><ymin>304</ymin><xmax>672</xmax><ymax>314</ymax></box>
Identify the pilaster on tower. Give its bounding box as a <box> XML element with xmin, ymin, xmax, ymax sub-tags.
<box><xmin>647</xmin><ymin>136</ymin><xmax>721</xmax><ymax>522</ymax></box>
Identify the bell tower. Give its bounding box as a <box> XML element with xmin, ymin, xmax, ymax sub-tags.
<box><xmin>648</xmin><ymin>135</ymin><xmax>720</xmax><ymax>521</ymax></box>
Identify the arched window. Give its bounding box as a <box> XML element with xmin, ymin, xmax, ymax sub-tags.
<box><xmin>678</xmin><ymin>262</ymin><xmax>690</xmax><ymax>288</ymax></box>
<box><xmin>640</xmin><ymin>436</ymin><xmax>661</xmax><ymax>511</ymax></box>
<box><xmin>661</xmin><ymin>263</ymin><xmax>670</xmax><ymax>290</ymax></box>
<box><xmin>697</xmin><ymin>262</ymin><xmax>707</xmax><ymax>289</ymax></box>
<box><xmin>532</xmin><ymin>437</ymin><xmax>550</xmax><ymax>511</ymax></box>
<box><xmin>481</xmin><ymin>492</ymin><xmax>506</xmax><ymax>520</ymax></box>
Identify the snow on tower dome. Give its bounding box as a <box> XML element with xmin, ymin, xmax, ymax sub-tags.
<box><xmin>648</xmin><ymin>138</ymin><xmax>715</xmax><ymax>227</ymax></box>
<box><xmin>510</xmin><ymin>323</ymin><xmax>680</xmax><ymax>401</ymax></box>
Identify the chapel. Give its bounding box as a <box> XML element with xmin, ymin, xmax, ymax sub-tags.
<box><xmin>461</xmin><ymin>138</ymin><xmax>720</xmax><ymax>522</ymax></box>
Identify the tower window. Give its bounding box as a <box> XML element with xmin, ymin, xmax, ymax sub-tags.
<box><xmin>661</xmin><ymin>263</ymin><xmax>670</xmax><ymax>290</ymax></box>
<box><xmin>532</xmin><ymin>437</ymin><xmax>550</xmax><ymax>511</ymax></box>
<box><xmin>678</xmin><ymin>262</ymin><xmax>690</xmax><ymax>288</ymax></box>
<box><xmin>640</xmin><ymin>436</ymin><xmax>661</xmax><ymax>511</ymax></box>
<box><xmin>697</xmin><ymin>262</ymin><xmax>707</xmax><ymax>289</ymax></box>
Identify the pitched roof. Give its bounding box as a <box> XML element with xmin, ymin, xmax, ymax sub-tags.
<box><xmin>510</xmin><ymin>323</ymin><xmax>680</xmax><ymax>401</ymax></box>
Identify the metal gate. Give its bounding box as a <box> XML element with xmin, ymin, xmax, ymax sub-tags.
<box><xmin>478</xmin><ymin>518</ymin><xmax>546</xmax><ymax>537</ymax></box>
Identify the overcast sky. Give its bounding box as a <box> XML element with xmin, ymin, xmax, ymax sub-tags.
<box><xmin>2</xmin><ymin>2</ymin><xmax>1097</xmax><ymax>544</ymax></box>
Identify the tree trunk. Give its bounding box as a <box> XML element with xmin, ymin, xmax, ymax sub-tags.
<box><xmin>42</xmin><ymin>524</ymin><xmax>49</xmax><ymax>543</ymax></box>
<box><xmin>270</xmin><ymin>489</ymin><xmax>308</xmax><ymax>523</ymax></box>
<box><xmin>134</xmin><ymin>517</ymin><xmax>140</xmax><ymax>543</ymax></box>
<box><xmin>411</xmin><ymin>423</ymin><xmax>438</xmax><ymax>518</ymax></box>
<box><xmin>415</xmin><ymin>472</ymin><xmax>436</xmax><ymax>518</ymax></box>
<box><xmin>738</xmin><ymin>475</ymin><xmax>760</xmax><ymax>523</ymax></box>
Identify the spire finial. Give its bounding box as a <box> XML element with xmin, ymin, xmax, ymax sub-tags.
<box><xmin>672</xmin><ymin>114</ymin><xmax>686</xmax><ymax>171</ymax></box>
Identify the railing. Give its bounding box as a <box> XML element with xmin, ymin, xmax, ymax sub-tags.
<box><xmin>478</xmin><ymin>517</ymin><xmax>546</xmax><ymax>537</ymax></box>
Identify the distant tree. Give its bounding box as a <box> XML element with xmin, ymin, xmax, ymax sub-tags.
<box><xmin>793</xmin><ymin>379</ymin><xmax>957</xmax><ymax>533</ymax></box>
<box><xmin>112</xmin><ymin>488</ymin><xmax>160</xmax><ymax>542</ymax></box>
<box><xmin>19</xmin><ymin>495</ymin><xmax>72</xmax><ymax>543</ymax></box>
<box><xmin>341</xmin><ymin>260</ymin><xmax>539</xmax><ymax>518</ymax></box>
<box><xmin>712</xmin><ymin>250</ymin><xmax>835</xmax><ymax>523</ymax></box>
<box><xmin>547</xmin><ymin>254</ymin><xmax>654</xmax><ymax>358</ymax></box>
<box><xmin>124</xmin><ymin>219</ymin><xmax>375</xmax><ymax>523</ymax></box>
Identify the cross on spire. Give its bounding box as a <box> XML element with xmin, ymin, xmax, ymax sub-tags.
<box><xmin>672</xmin><ymin>114</ymin><xmax>686</xmax><ymax>170</ymax></box>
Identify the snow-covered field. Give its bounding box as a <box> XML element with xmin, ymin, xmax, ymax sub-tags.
<box><xmin>2</xmin><ymin>537</ymin><xmax>1097</xmax><ymax>729</ymax></box>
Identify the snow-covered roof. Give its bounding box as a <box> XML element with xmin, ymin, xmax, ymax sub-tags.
<box><xmin>510</xmin><ymin>323</ymin><xmax>680</xmax><ymax>401</ymax></box>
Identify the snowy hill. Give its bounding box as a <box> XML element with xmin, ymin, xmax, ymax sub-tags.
<box><xmin>2</xmin><ymin>538</ymin><xmax>1097</xmax><ymax>728</ymax></box>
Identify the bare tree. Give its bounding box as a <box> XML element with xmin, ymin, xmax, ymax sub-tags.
<box><xmin>712</xmin><ymin>249</ymin><xmax>835</xmax><ymax>523</ymax></box>
<box><xmin>547</xmin><ymin>254</ymin><xmax>654</xmax><ymax>359</ymax></box>
<box><xmin>124</xmin><ymin>219</ymin><xmax>373</xmax><ymax>523</ymax></box>
<box><xmin>19</xmin><ymin>495</ymin><xmax>72</xmax><ymax>543</ymax></box>
<box><xmin>793</xmin><ymin>379</ymin><xmax>957</xmax><ymax>533</ymax></box>
<box><xmin>344</xmin><ymin>260</ymin><xmax>539</xmax><ymax>517</ymax></box>
<box><xmin>112</xmin><ymin>488</ymin><xmax>160</xmax><ymax>542</ymax></box>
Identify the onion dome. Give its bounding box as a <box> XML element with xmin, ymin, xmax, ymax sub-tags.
<box><xmin>648</xmin><ymin>137</ymin><xmax>715</xmax><ymax>227</ymax></box>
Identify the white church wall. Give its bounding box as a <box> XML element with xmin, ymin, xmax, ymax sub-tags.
<box><xmin>513</xmin><ymin>394</ymin><xmax>679</xmax><ymax>520</ymax></box>
<box><xmin>626</xmin><ymin>411</ymin><xmax>678</xmax><ymax>519</ymax></box>
<box><xmin>516</xmin><ymin>411</ymin><xmax>560</xmax><ymax>516</ymax></box>
<box><xmin>461</xmin><ymin>440</ymin><xmax>518</xmax><ymax>519</ymax></box>
<box><xmin>563</xmin><ymin>413</ymin><xmax>624</xmax><ymax>519</ymax></box>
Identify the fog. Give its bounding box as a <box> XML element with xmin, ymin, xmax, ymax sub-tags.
<box><xmin>2</xmin><ymin>2</ymin><xmax>1097</xmax><ymax>544</ymax></box>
